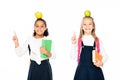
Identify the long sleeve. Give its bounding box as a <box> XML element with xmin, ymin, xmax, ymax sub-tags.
<box><xmin>99</xmin><ymin>40</ymin><xmax>108</xmax><ymax>64</ymax></box>
<box><xmin>70</xmin><ymin>43</ymin><xmax>77</xmax><ymax>60</ymax></box>
<box><xmin>49</xmin><ymin>40</ymin><xmax>56</xmax><ymax>59</ymax></box>
<box><xmin>15</xmin><ymin>39</ymin><xmax>29</xmax><ymax>57</ymax></box>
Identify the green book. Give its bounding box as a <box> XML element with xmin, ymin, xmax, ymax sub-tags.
<box><xmin>40</xmin><ymin>39</ymin><xmax>52</xmax><ymax>58</ymax></box>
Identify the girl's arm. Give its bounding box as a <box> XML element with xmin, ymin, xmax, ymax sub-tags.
<box><xmin>70</xmin><ymin>43</ymin><xmax>77</xmax><ymax>59</ymax></box>
<box><xmin>15</xmin><ymin>40</ymin><xmax>29</xmax><ymax>57</ymax></box>
<box><xmin>93</xmin><ymin>39</ymin><xmax>108</xmax><ymax>67</ymax></box>
<box><xmin>13</xmin><ymin>33</ymin><xmax>28</xmax><ymax>56</ymax></box>
<box><xmin>70</xmin><ymin>32</ymin><xmax>78</xmax><ymax>60</ymax></box>
<box><xmin>99</xmin><ymin>40</ymin><xmax>108</xmax><ymax>64</ymax></box>
<box><xmin>40</xmin><ymin>46</ymin><xmax>52</xmax><ymax>57</ymax></box>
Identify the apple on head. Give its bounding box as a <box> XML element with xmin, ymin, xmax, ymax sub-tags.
<box><xmin>84</xmin><ymin>10</ymin><xmax>91</xmax><ymax>17</ymax></box>
<box><xmin>35</xmin><ymin>12</ymin><xmax>43</xmax><ymax>19</ymax></box>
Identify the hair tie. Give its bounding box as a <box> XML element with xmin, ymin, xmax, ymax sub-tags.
<box><xmin>84</xmin><ymin>10</ymin><xmax>91</xmax><ymax>17</ymax></box>
<box><xmin>35</xmin><ymin>11</ymin><xmax>43</xmax><ymax>19</ymax></box>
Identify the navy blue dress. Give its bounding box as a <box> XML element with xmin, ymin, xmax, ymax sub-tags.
<box><xmin>27</xmin><ymin>59</ymin><xmax>52</xmax><ymax>80</ymax></box>
<box><xmin>74</xmin><ymin>41</ymin><xmax>104</xmax><ymax>80</ymax></box>
<box><xmin>27</xmin><ymin>45</ymin><xmax>52</xmax><ymax>80</ymax></box>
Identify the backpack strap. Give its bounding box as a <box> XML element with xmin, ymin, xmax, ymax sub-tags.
<box><xmin>96</xmin><ymin>39</ymin><xmax>100</xmax><ymax>53</ymax></box>
<box><xmin>77</xmin><ymin>38</ymin><xmax>82</xmax><ymax>62</ymax></box>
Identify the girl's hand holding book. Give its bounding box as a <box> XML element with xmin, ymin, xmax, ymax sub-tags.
<box><xmin>40</xmin><ymin>46</ymin><xmax>52</xmax><ymax>58</ymax></box>
<box><xmin>93</xmin><ymin>61</ymin><xmax>103</xmax><ymax>67</ymax></box>
<box><xmin>92</xmin><ymin>50</ymin><xmax>103</xmax><ymax>67</ymax></box>
<box><xmin>40</xmin><ymin>46</ymin><xmax>47</xmax><ymax>55</ymax></box>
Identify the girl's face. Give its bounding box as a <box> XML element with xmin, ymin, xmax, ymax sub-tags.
<box><xmin>82</xmin><ymin>18</ymin><xmax>94</xmax><ymax>35</ymax></box>
<box><xmin>34</xmin><ymin>20</ymin><xmax>46</xmax><ymax>37</ymax></box>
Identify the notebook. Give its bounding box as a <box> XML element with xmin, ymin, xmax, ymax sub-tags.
<box><xmin>40</xmin><ymin>39</ymin><xmax>52</xmax><ymax>58</ymax></box>
<box><xmin>92</xmin><ymin>50</ymin><xmax>103</xmax><ymax>63</ymax></box>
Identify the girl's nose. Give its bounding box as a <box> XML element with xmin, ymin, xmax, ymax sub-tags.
<box><xmin>86</xmin><ymin>25</ymin><xmax>89</xmax><ymax>27</ymax></box>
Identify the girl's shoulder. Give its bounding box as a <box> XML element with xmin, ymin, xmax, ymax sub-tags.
<box><xmin>25</xmin><ymin>36</ymin><xmax>34</xmax><ymax>43</ymax></box>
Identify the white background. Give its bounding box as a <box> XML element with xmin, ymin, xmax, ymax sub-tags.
<box><xmin>0</xmin><ymin>0</ymin><xmax>120</xmax><ymax>80</ymax></box>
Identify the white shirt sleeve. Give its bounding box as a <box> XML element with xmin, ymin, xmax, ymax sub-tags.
<box><xmin>49</xmin><ymin>40</ymin><xmax>56</xmax><ymax>59</ymax></box>
<box><xmin>70</xmin><ymin>42</ymin><xmax>78</xmax><ymax>60</ymax></box>
<box><xmin>99</xmin><ymin>40</ymin><xmax>108</xmax><ymax>64</ymax></box>
<box><xmin>15</xmin><ymin>39</ymin><xmax>29</xmax><ymax>57</ymax></box>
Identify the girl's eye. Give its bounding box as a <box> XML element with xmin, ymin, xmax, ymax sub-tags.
<box><xmin>36</xmin><ymin>25</ymin><xmax>39</xmax><ymax>27</ymax></box>
<box><xmin>83</xmin><ymin>24</ymin><xmax>86</xmax><ymax>26</ymax></box>
<box><xmin>41</xmin><ymin>26</ymin><xmax>44</xmax><ymax>28</ymax></box>
<box><xmin>89</xmin><ymin>24</ymin><xmax>92</xmax><ymax>25</ymax></box>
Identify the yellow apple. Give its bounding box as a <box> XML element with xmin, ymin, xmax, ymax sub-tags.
<box><xmin>35</xmin><ymin>11</ymin><xmax>43</xmax><ymax>19</ymax></box>
<box><xmin>84</xmin><ymin>10</ymin><xmax>91</xmax><ymax>17</ymax></box>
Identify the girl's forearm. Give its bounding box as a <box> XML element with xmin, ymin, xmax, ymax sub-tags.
<box><xmin>15</xmin><ymin>42</ymin><xmax>19</xmax><ymax>48</ymax></box>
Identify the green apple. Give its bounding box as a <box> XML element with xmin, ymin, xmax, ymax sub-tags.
<box><xmin>35</xmin><ymin>11</ymin><xmax>43</xmax><ymax>19</ymax></box>
<box><xmin>84</xmin><ymin>10</ymin><xmax>91</xmax><ymax>17</ymax></box>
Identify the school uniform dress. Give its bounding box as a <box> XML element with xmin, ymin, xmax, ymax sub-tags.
<box><xmin>15</xmin><ymin>36</ymin><xmax>55</xmax><ymax>80</ymax></box>
<box><xmin>71</xmin><ymin>35</ymin><xmax>108</xmax><ymax>80</ymax></box>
